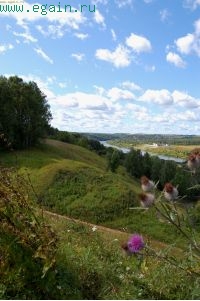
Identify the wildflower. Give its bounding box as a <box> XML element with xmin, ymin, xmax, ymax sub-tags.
<box><xmin>92</xmin><ymin>226</ymin><xmax>97</xmax><ymax>232</ymax></box>
<box><xmin>187</xmin><ymin>149</ymin><xmax>200</xmax><ymax>173</ymax></box>
<box><xmin>141</xmin><ymin>176</ymin><xmax>155</xmax><ymax>192</ymax></box>
<box><xmin>127</xmin><ymin>234</ymin><xmax>145</xmax><ymax>254</ymax></box>
<box><xmin>139</xmin><ymin>192</ymin><xmax>155</xmax><ymax>208</ymax></box>
<box><xmin>164</xmin><ymin>182</ymin><xmax>178</xmax><ymax>201</ymax></box>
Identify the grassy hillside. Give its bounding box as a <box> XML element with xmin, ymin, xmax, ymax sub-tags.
<box><xmin>0</xmin><ymin>139</ymin><xmax>188</xmax><ymax>244</ymax></box>
<box><xmin>1</xmin><ymin>139</ymin><xmax>200</xmax><ymax>299</ymax></box>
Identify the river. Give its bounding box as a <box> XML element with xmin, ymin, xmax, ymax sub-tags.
<box><xmin>100</xmin><ymin>141</ymin><xmax>185</xmax><ymax>163</ymax></box>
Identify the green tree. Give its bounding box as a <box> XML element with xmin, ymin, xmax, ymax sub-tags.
<box><xmin>107</xmin><ymin>149</ymin><xmax>120</xmax><ymax>172</ymax></box>
<box><xmin>150</xmin><ymin>156</ymin><xmax>163</xmax><ymax>188</ymax></box>
<box><xmin>125</xmin><ymin>149</ymin><xmax>144</xmax><ymax>178</ymax></box>
<box><xmin>0</xmin><ymin>76</ymin><xmax>52</xmax><ymax>149</ymax></box>
<box><xmin>142</xmin><ymin>152</ymin><xmax>152</xmax><ymax>178</ymax></box>
<box><xmin>160</xmin><ymin>160</ymin><xmax>177</xmax><ymax>187</ymax></box>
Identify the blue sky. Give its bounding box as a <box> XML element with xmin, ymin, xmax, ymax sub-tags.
<box><xmin>0</xmin><ymin>0</ymin><xmax>200</xmax><ymax>134</ymax></box>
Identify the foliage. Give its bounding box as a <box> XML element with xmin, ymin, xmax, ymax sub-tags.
<box><xmin>1</xmin><ymin>137</ymin><xmax>200</xmax><ymax>299</ymax></box>
<box><xmin>107</xmin><ymin>149</ymin><xmax>121</xmax><ymax>172</ymax></box>
<box><xmin>0</xmin><ymin>166</ymin><xmax>58</xmax><ymax>299</ymax></box>
<box><xmin>0</xmin><ymin>75</ymin><xmax>52</xmax><ymax>149</ymax></box>
<box><xmin>125</xmin><ymin>168</ymin><xmax>200</xmax><ymax>299</ymax></box>
<box><xmin>47</xmin><ymin>127</ymin><xmax>107</xmax><ymax>155</ymax></box>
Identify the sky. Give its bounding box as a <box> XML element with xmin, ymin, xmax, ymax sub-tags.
<box><xmin>0</xmin><ymin>0</ymin><xmax>200</xmax><ymax>134</ymax></box>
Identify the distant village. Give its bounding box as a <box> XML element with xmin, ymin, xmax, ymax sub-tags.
<box><xmin>148</xmin><ymin>143</ymin><xmax>169</xmax><ymax>148</ymax></box>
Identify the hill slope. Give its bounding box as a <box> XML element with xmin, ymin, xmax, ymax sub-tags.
<box><xmin>0</xmin><ymin>139</ymin><xmax>183</xmax><ymax>244</ymax></box>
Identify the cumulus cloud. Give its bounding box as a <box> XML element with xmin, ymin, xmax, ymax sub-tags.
<box><xmin>126</xmin><ymin>33</ymin><xmax>152</xmax><ymax>53</ymax></box>
<box><xmin>95</xmin><ymin>44</ymin><xmax>131</xmax><ymax>68</ymax></box>
<box><xmin>172</xmin><ymin>90</ymin><xmax>200</xmax><ymax>108</ymax></box>
<box><xmin>53</xmin><ymin>92</ymin><xmax>109</xmax><ymax>110</ymax></box>
<box><xmin>139</xmin><ymin>88</ymin><xmax>200</xmax><ymax>108</ymax></box>
<box><xmin>175</xmin><ymin>18</ymin><xmax>200</xmax><ymax>57</ymax></box>
<box><xmin>121</xmin><ymin>81</ymin><xmax>142</xmax><ymax>91</ymax></box>
<box><xmin>0</xmin><ymin>2</ymin><xmax>86</xmax><ymax>35</ymax></box>
<box><xmin>139</xmin><ymin>89</ymin><xmax>173</xmax><ymax>105</ymax></box>
<box><xmin>175</xmin><ymin>33</ymin><xmax>195</xmax><ymax>54</ymax></box>
<box><xmin>107</xmin><ymin>87</ymin><xmax>135</xmax><ymax>101</ymax></box>
<box><xmin>166</xmin><ymin>52</ymin><xmax>186</xmax><ymax>68</ymax></box>
<box><xmin>95</xmin><ymin>33</ymin><xmax>152</xmax><ymax>68</ymax></box>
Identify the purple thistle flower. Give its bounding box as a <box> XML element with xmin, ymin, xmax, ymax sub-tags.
<box><xmin>127</xmin><ymin>234</ymin><xmax>145</xmax><ymax>254</ymax></box>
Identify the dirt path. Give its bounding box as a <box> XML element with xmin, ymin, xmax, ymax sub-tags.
<box><xmin>43</xmin><ymin>209</ymin><xmax>169</xmax><ymax>250</ymax></box>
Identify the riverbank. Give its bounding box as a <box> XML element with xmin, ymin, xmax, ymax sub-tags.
<box><xmin>101</xmin><ymin>141</ymin><xmax>186</xmax><ymax>163</ymax></box>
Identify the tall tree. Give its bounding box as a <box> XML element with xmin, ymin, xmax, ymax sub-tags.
<box><xmin>0</xmin><ymin>76</ymin><xmax>52</xmax><ymax>149</ymax></box>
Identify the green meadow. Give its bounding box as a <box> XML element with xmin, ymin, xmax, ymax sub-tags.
<box><xmin>1</xmin><ymin>139</ymin><xmax>200</xmax><ymax>299</ymax></box>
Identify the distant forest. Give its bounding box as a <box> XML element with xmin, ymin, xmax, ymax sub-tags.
<box><xmin>83</xmin><ymin>133</ymin><xmax>200</xmax><ymax>145</ymax></box>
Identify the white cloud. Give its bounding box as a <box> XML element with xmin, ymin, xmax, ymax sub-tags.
<box><xmin>0</xmin><ymin>43</ymin><xmax>14</xmax><ymax>54</ymax></box>
<box><xmin>93</xmin><ymin>9</ymin><xmax>106</xmax><ymax>28</ymax></box>
<box><xmin>13</xmin><ymin>30</ymin><xmax>37</xmax><ymax>43</ymax></box>
<box><xmin>172</xmin><ymin>90</ymin><xmax>200</xmax><ymax>108</ymax></box>
<box><xmin>139</xmin><ymin>88</ymin><xmax>200</xmax><ymax>108</ymax></box>
<box><xmin>95</xmin><ymin>44</ymin><xmax>131</xmax><ymax>68</ymax></box>
<box><xmin>160</xmin><ymin>9</ymin><xmax>170</xmax><ymax>23</ymax></box>
<box><xmin>71</xmin><ymin>53</ymin><xmax>85</xmax><ymax>61</ymax></box>
<box><xmin>53</xmin><ymin>92</ymin><xmax>109</xmax><ymax>110</ymax></box>
<box><xmin>183</xmin><ymin>0</ymin><xmax>200</xmax><ymax>10</ymax></box>
<box><xmin>58</xmin><ymin>82</ymin><xmax>67</xmax><ymax>89</ymax></box>
<box><xmin>91</xmin><ymin>0</ymin><xmax>108</xmax><ymax>5</ymax></box>
<box><xmin>74</xmin><ymin>33</ymin><xmax>89</xmax><ymax>40</ymax></box>
<box><xmin>111</xmin><ymin>29</ymin><xmax>117</xmax><ymax>41</ymax></box>
<box><xmin>144</xmin><ymin>65</ymin><xmax>156</xmax><ymax>72</ymax></box>
<box><xmin>139</xmin><ymin>89</ymin><xmax>173</xmax><ymax>105</ymax></box>
<box><xmin>34</xmin><ymin>47</ymin><xmax>53</xmax><ymax>64</ymax></box>
<box><xmin>194</xmin><ymin>19</ymin><xmax>200</xmax><ymax>35</ymax></box>
<box><xmin>166</xmin><ymin>52</ymin><xmax>186</xmax><ymax>68</ymax></box>
<box><xmin>126</xmin><ymin>33</ymin><xmax>152</xmax><ymax>53</ymax></box>
<box><xmin>36</xmin><ymin>24</ymin><xmax>64</xmax><ymax>38</ymax></box>
<box><xmin>0</xmin><ymin>2</ymin><xmax>86</xmax><ymax>33</ymax></box>
<box><xmin>175</xmin><ymin>18</ymin><xmax>200</xmax><ymax>57</ymax></box>
<box><xmin>176</xmin><ymin>110</ymin><xmax>199</xmax><ymax>121</ymax></box>
<box><xmin>121</xmin><ymin>81</ymin><xmax>142</xmax><ymax>91</ymax></box>
<box><xmin>115</xmin><ymin>0</ymin><xmax>133</xmax><ymax>8</ymax></box>
<box><xmin>175</xmin><ymin>33</ymin><xmax>195</xmax><ymax>54</ymax></box>
<box><xmin>107</xmin><ymin>87</ymin><xmax>135</xmax><ymax>101</ymax></box>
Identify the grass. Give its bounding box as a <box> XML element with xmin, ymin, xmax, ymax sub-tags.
<box><xmin>0</xmin><ymin>139</ymin><xmax>196</xmax><ymax>247</ymax></box>
<box><xmin>136</xmin><ymin>144</ymin><xmax>199</xmax><ymax>159</ymax></box>
<box><xmin>42</xmin><ymin>211</ymin><xmax>199</xmax><ymax>300</ymax></box>
<box><xmin>1</xmin><ymin>141</ymin><xmax>200</xmax><ymax>299</ymax></box>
